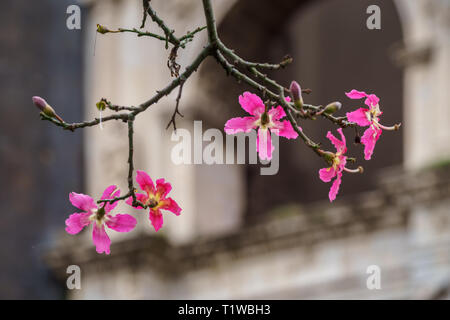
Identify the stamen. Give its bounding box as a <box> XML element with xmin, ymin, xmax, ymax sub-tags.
<box><xmin>375</xmin><ymin>120</ymin><xmax>401</xmax><ymax>131</ymax></box>
<box><xmin>344</xmin><ymin>166</ymin><xmax>363</xmax><ymax>174</ymax></box>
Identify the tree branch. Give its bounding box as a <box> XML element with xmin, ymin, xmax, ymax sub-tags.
<box><xmin>40</xmin><ymin>0</ymin><xmax>366</xmax><ymax>209</ymax></box>
<box><xmin>166</xmin><ymin>78</ymin><xmax>185</xmax><ymax>131</ymax></box>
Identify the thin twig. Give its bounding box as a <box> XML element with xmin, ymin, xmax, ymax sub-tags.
<box><xmin>140</xmin><ymin>0</ymin><xmax>150</xmax><ymax>29</ymax></box>
<box><xmin>40</xmin><ymin>112</ymin><xmax>129</xmax><ymax>131</ymax></box>
<box><xmin>146</xmin><ymin>4</ymin><xmax>180</xmax><ymax>48</ymax></box>
<box><xmin>166</xmin><ymin>78</ymin><xmax>185</xmax><ymax>131</ymax></box>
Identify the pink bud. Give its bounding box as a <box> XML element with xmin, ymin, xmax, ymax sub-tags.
<box><xmin>32</xmin><ymin>96</ymin><xmax>48</xmax><ymax>112</ymax></box>
<box><xmin>31</xmin><ymin>96</ymin><xmax>64</xmax><ymax>123</ymax></box>
<box><xmin>289</xmin><ymin>81</ymin><xmax>303</xmax><ymax>109</ymax></box>
<box><xmin>324</xmin><ymin>101</ymin><xmax>342</xmax><ymax>114</ymax></box>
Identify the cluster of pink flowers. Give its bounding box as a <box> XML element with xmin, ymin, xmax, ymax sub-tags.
<box><xmin>65</xmin><ymin>87</ymin><xmax>399</xmax><ymax>255</ymax></box>
<box><xmin>65</xmin><ymin>171</ymin><xmax>181</xmax><ymax>254</ymax></box>
<box><xmin>225</xmin><ymin>88</ymin><xmax>399</xmax><ymax>202</ymax></box>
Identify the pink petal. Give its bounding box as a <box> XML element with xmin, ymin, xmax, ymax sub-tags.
<box><xmin>136</xmin><ymin>170</ymin><xmax>155</xmax><ymax>194</ymax></box>
<box><xmin>345</xmin><ymin>89</ymin><xmax>367</xmax><ymax>100</ymax></box>
<box><xmin>268</xmin><ymin>106</ymin><xmax>286</xmax><ymax>121</ymax></box>
<box><xmin>160</xmin><ymin>197</ymin><xmax>181</xmax><ymax>216</ymax></box>
<box><xmin>65</xmin><ymin>212</ymin><xmax>92</xmax><ymax>235</ymax></box>
<box><xmin>32</xmin><ymin>96</ymin><xmax>48</xmax><ymax>111</ymax></box>
<box><xmin>364</xmin><ymin>94</ymin><xmax>380</xmax><ymax>108</ymax></box>
<box><xmin>92</xmin><ymin>223</ymin><xmax>111</xmax><ymax>254</ymax></box>
<box><xmin>361</xmin><ymin>126</ymin><xmax>382</xmax><ymax>160</ymax></box>
<box><xmin>326</xmin><ymin>128</ymin><xmax>347</xmax><ymax>153</ymax></box>
<box><xmin>329</xmin><ymin>172</ymin><xmax>342</xmax><ymax>202</ymax></box>
<box><xmin>273</xmin><ymin>120</ymin><xmax>298</xmax><ymax>139</ymax></box>
<box><xmin>125</xmin><ymin>193</ymin><xmax>148</xmax><ymax>209</ymax></box>
<box><xmin>155</xmin><ymin>178</ymin><xmax>172</xmax><ymax>200</ymax></box>
<box><xmin>69</xmin><ymin>192</ymin><xmax>97</xmax><ymax>212</ymax></box>
<box><xmin>238</xmin><ymin>92</ymin><xmax>265</xmax><ymax>116</ymax></box>
<box><xmin>346</xmin><ymin>108</ymin><xmax>371</xmax><ymax>127</ymax></box>
<box><xmin>149</xmin><ymin>209</ymin><xmax>164</xmax><ymax>232</ymax></box>
<box><xmin>267</xmin><ymin>97</ymin><xmax>291</xmax><ymax>121</ymax></box>
<box><xmin>337</xmin><ymin>128</ymin><xmax>346</xmax><ymax>148</ymax></box>
<box><xmin>224</xmin><ymin>116</ymin><xmax>257</xmax><ymax>134</ymax></box>
<box><xmin>256</xmin><ymin>128</ymin><xmax>274</xmax><ymax>161</ymax></box>
<box><xmin>106</xmin><ymin>214</ymin><xmax>137</xmax><ymax>232</ymax></box>
<box><xmin>101</xmin><ymin>185</ymin><xmax>120</xmax><ymax>213</ymax></box>
<box><xmin>319</xmin><ymin>167</ymin><xmax>337</xmax><ymax>182</ymax></box>
<box><xmin>337</xmin><ymin>155</ymin><xmax>347</xmax><ymax>171</ymax></box>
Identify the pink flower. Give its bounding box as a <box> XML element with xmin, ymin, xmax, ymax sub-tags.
<box><xmin>65</xmin><ymin>185</ymin><xmax>137</xmax><ymax>254</ymax></box>
<box><xmin>345</xmin><ymin>89</ymin><xmax>400</xmax><ymax>160</ymax></box>
<box><xmin>319</xmin><ymin>128</ymin><xmax>362</xmax><ymax>202</ymax></box>
<box><xmin>224</xmin><ymin>92</ymin><xmax>298</xmax><ymax>161</ymax></box>
<box><xmin>126</xmin><ymin>170</ymin><xmax>181</xmax><ymax>232</ymax></box>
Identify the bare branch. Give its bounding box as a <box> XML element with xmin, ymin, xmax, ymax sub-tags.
<box><xmin>166</xmin><ymin>78</ymin><xmax>185</xmax><ymax>131</ymax></box>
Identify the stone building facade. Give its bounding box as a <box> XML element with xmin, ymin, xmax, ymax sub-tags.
<box><xmin>45</xmin><ymin>0</ymin><xmax>450</xmax><ymax>299</ymax></box>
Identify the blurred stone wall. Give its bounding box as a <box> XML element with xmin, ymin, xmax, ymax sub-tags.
<box><xmin>0</xmin><ymin>0</ymin><xmax>83</xmax><ymax>298</ymax></box>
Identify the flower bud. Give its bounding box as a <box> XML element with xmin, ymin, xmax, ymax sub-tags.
<box><xmin>96</xmin><ymin>99</ymin><xmax>107</xmax><ymax>111</ymax></box>
<box><xmin>32</xmin><ymin>96</ymin><xmax>64</xmax><ymax>123</ymax></box>
<box><xmin>96</xmin><ymin>24</ymin><xmax>110</xmax><ymax>34</ymax></box>
<box><xmin>289</xmin><ymin>81</ymin><xmax>303</xmax><ymax>110</ymax></box>
<box><xmin>323</xmin><ymin>101</ymin><xmax>342</xmax><ymax>114</ymax></box>
<box><xmin>32</xmin><ymin>96</ymin><xmax>54</xmax><ymax>116</ymax></box>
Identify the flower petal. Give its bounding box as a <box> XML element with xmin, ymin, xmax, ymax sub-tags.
<box><xmin>329</xmin><ymin>172</ymin><xmax>342</xmax><ymax>202</ymax></box>
<box><xmin>326</xmin><ymin>128</ymin><xmax>347</xmax><ymax>153</ymax></box>
<box><xmin>268</xmin><ymin>106</ymin><xmax>286</xmax><ymax>121</ymax></box>
<box><xmin>337</xmin><ymin>128</ymin><xmax>346</xmax><ymax>148</ymax></box>
<box><xmin>346</xmin><ymin>108</ymin><xmax>371</xmax><ymax>127</ymax></box>
<box><xmin>101</xmin><ymin>185</ymin><xmax>120</xmax><ymax>213</ymax></box>
<box><xmin>361</xmin><ymin>126</ymin><xmax>382</xmax><ymax>160</ymax></box>
<box><xmin>160</xmin><ymin>197</ymin><xmax>181</xmax><ymax>216</ymax></box>
<box><xmin>345</xmin><ymin>89</ymin><xmax>367</xmax><ymax>100</ymax></box>
<box><xmin>256</xmin><ymin>128</ymin><xmax>274</xmax><ymax>161</ymax></box>
<box><xmin>106</xmin><ymin>214</ymin><xmax>137</xmax><ymax>232</ymax></box>
<box><xmin>364</xmin><ymin>94</ymin><xmax>380</xmax><ymax>108</ymax></box>
<box><xmin>273</xmin><ymin>120</ymin><xmax>298</xmax><ymax>139</ymax></box>
<box><xmin>224</xmin><ymin>116</ymin><xmax>257</xmax><ymax>134</ymax></box>
<box><xmin>92</xmin><ymin>223</ymin><xmax>111</xmax><ymax>254</ymax></box>
<box><xmin>65</xmin><ymin>212</ymin><xmax>92</xmax><ymax>235</ymax></box>
<box><xmin>155</xmin><ymin>178</ymin><xmax>172</xmax><ymax>200</ymax></box>
<box><xmin>319</xmin><ymin>167</ymin><xmax>337</xmax><ymax>182</ymax></box>
<box><xmin>69</xmin><ymin>192</ymin><xmax>97</xmax><ymax>212</ymax></box>
<box><xmin>337</xmin><ymin>155</ymin><xmax>347</xmax><ymax>171</ymax></box>
<box><xmin>136</xmin><ymin>170</ymin><xmax>155</xmax><ymax>194</ymax></box>
<box><xmin>149</xmin><ymin>209</ymin><xmax>164</xmax><ymax>232</ymax></box>
<box><xmin>238</xmin><ymin>92</ymin><xmax>265</xmax><ymax>116</ymax></box>
<box><xmin>125</xmin><ymin>193</ymin><xmax>148</xmax><ymax>209</ymax></box>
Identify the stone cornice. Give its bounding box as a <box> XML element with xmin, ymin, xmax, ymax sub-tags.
<box><xmin>45</xmin><ymin>165</ymin><xmax>450</xmax><ymax>280</ymax></box>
